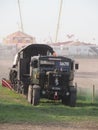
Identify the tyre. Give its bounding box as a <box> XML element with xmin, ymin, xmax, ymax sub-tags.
<box><xmin>62</xmin><ymin>86</ymin><xmax>77</xmax><ymax>107</ymax></box>
<box><xmin>9</xmin><ymin>69</ymin><xmax>17</xmax><ymax>84</ymax></box>
<box><xmin>62</xmin><ymin>94</ymin><xmax>70</xmax><ymax>106</ymax></box>
<box><xmin>69</xmin><ymin>86</ymin><xmax>77</xmax><ymax>107</ymax></box>
<box><xmin>32</xmin><ymin>85</ymin><xmax>40</xmax><ymax>106</ymax></box>
<box><xmin>27</xmin><ymin>85</ymin><xmax>33</xmax><ymax>104</ymax></box>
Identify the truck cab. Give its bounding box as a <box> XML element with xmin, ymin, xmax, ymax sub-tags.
<box><xmin>28</xmin><ymin>55</ymin><xmax>78</xmax><ymax>106</ymax></box>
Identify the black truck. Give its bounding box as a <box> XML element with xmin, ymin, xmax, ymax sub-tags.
<box><xmin>9</xmin><ymin>44</ymin><xmax>78</xmax><ymax>106</ymax></box>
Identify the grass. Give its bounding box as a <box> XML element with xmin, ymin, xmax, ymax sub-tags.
<box><xmin>0</xmin><ymin>85</ymin><xmax>98</xmax><ymax>124</ymax></box>
<box><xmin>77</xmin><ymin>86</ymin><xmax>98</xmax><ymax>102</ymax></box>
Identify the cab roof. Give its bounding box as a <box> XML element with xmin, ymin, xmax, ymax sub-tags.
<box><xmin>18</xmin><ymin>43</ymin><xmax>54</xmax><ymax>57</ymax></box>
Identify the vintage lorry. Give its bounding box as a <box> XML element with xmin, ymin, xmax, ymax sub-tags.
<box><xmin>9</xmin><ymin>43</ymin><xmax>78</xmax><ymax>106</ymax></box>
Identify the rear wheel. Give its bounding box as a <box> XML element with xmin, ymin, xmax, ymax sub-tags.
<box><xmin>9</xmin><ymin>69</ymin><xmax>17</xmax><ymax>84</ymax></box>
<box><xmin>32</xmin><ymin>85</ymin><xmax>40</xmax><ymax>106</ymax></box>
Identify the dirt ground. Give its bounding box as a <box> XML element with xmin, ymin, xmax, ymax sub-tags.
<box><xmin>0</xmin><ymin>122</ymin><xmax>98</xmax><ymax>130</ymax></box>
<box><xmin>0</xmin><ymin>58</ymin><xmax>98</xmax><ymax>130</ymax></box>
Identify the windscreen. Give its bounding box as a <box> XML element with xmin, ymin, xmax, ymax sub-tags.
<box><xmin>40</xmin><ymin>58</ymin><xmax>70</xmax><ymax>71</ymax></box>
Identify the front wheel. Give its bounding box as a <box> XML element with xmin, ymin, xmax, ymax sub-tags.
<box><xmin>62</xmin><ymin>86</ymin><xmax>77</xmax><ymax>107</ymax></box>
<box><xmin>32</xmin><ymin>85</ymin><xmax>40</xmax><ymax>106</ymax></box>
<box><xmin>69</xmin><ymin>86</ymin><xmax>77</xmax><ymax>107</ymax></box>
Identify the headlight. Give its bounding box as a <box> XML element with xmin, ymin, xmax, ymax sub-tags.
<box><xmin>35</xmin><ymin>73</ymin><xmax>39</xmax><ymax>79</ymax></box>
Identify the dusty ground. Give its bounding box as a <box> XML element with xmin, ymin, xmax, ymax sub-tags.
<box><xmin>75</xmin><ymin>58</ymin><xmax>98</xmax><ymax>73</ymax></box>
<box><xmin>0</xmin><ymin>58</ymin><xmax>98</xmax><ymax>130</ymax></box>
<box><xmin>74</xmin><ymin>58</ymin><xmax>98</xmax><ymax>88</ymax></box>
<box><xmin>0</xmin><ymin>59</ymin><xmax>13</xmax><ymax>82</ymax></box>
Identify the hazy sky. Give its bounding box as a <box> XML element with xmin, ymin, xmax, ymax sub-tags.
<box><xmin>0</xmin><ymin>0</ymin><xmax>98</xmax><ymax>44</ymax></box>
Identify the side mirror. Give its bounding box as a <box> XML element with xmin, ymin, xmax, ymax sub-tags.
<box><xmin>75</xmin><ymin>63</ymin><xmax>79</xmax><ymax>70</ymax></box>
